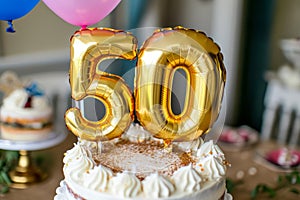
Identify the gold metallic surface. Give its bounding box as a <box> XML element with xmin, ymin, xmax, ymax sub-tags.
<box><xmin>135</xmin><ymin>27</ymin><xmax>226</xmax><ymax>141</ymax></box>
<box><xmin>66</xmin><ymin>26</ymin><xmax>225</xmax><ymax>142</ymax></box>
<box><xmin>9</xmin><ymin>150</ymin><xmax>47</xmax><ymax>188</ymax></box>
<box><xmin>66</xmin><ymin>28</ymin><xmax>136</xmax><ymax>141</ymax></box>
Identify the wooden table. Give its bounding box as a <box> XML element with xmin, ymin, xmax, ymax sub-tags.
<box><xmin>224</xmin><ymin>141</ymin><xmax>300</xmax><ymax>200</ymax></box>
<box><xmin>1</xmin><ymin>135</ymin><xmax>300</xmax><ymax>200</ymax></box>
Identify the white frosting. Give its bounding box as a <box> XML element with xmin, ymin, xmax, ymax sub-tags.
<box><xmin>142</xmin><ymin>173</ymin><xmax>175</xmax><ymax>198</ymax></box>
<box><xmin>0</xmin><ymin>88</ymin><xmax>52</xmax><ymax>119</ymax></box>
<box><xmin>58</xmin><ymin>179</ymin><xmax>226</xmax><ymax>200</ymax></box>
<box><xmin>3</xmin><ymin>89</ymin><xmax>28</xmax><ymax>108</ymax></box>
<box><xmin>197</xmin><ymin>155</ymin><xmax>226</xmax><ymax>181</ymax></box>
<box><xmin>54</xmin><ymin>181</ymin><xmax>69</xmax><ymax>200</ymax></box>
<box><xmin>224</xmin><ymin>190</ymin><xmax>233</xmax><ymax>200</ymax></box>
<box><xmin>194</xmin><ymin>140</ymin><xmax>226</xmax><ymax>181</ymax></box>
<box><xmin>172</xmin><ymin>164</ymin><xmax>202</xmax><ymax>192</ymax></box>
<box><xmin>63</xmin><ymin>143</ymin><xmax>94</xmax><ymax>182</ymax></box>
<box><xmin>61</xmin><ymin>137</ymin><xmax>229</xmax><ymax>200</ymax></box>
<box><xmin>123</xmin><ymin>123</ymin><xmax>152</xmax><ymax>143</ymax></box>
<box><xmin>110</xmin><ymin>173</ymin><xmax>142</xmax><ymax>198</ymax></box>
<box><xmin>83</xmin><ymin>165</ymin><xmax>113</xmax><ymax>192</ymax></box>
<box><xmin>197</xmin><ymin>140</ymin><xmax>225</xmax><ymax>160</ymax></box>
<box><xmin>63</xmin><ymin>143</ymin><xmax>83</xmax><ymax>164</ymax></box>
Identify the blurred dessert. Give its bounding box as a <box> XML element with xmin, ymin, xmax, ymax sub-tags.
<box><xmin>0</xmin><ymin>71</ymin><xmax>53</xmax><ymax>141</ymax></box>
<box><xmin>266</xmin><ymin>148</ymin><xmax>300</xmax><ymax>168</ymax></box>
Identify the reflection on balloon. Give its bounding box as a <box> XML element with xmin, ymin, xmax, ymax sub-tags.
<box><xmin>65</xmin><ymin>28</ymin><xmax>137</xmax><ymax>141</ymax></box>
<box><xmin>0</xmin><ymin>0</ymin><xmax>40</xmax><ymax>32</ymax></box>
<box><xmin>42</xmin><ymin>0</ymin><xmax>121</xmax><ymax>29</ymax></box>
<box><xmin>66</xmin><ymin>26</ymin><xmax>226</xmax><ymax>143</ymax></box>
<box><xmin>135</xmin><ymin>27</ymin><xmax>226</xmax><ymax>142</ymax></box>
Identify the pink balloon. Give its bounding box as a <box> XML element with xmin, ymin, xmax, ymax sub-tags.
<box><xmin>42</xmin><ymin>0</ymin><xmax>121</xmax><ymax>28</ymax></box>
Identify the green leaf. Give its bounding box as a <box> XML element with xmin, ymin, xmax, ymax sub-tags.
<box><xmin>0</xmin><ymin>185</ymin><xmax>9</xmax><ymax>194</ymax></box>
<box><xmin>0</xmin><ymin>175</ymin><xmax>4</xmax><ymax>184</ymax></box>
<box><xmin>0</xmin><ymin>150</ymin><xmax>19</xmax><ymax>194</ymax></box>
<box><xmin>263</xmin><ymin>185</ymin><xmax>276</xmax><ymax>198</ymax></box>
<box><xmin>226</xmin><ymin>179</ymin><xmax>235</xmax><ymax>193</ymax></box>
<box><xmin>290</xmin><ymin>188</ymin><xmax>300</xmax><ymax>194</ymax></box>
<box><xmin>0</xmin><ymin>172</ymin><xmax>11</xmax><ymax>185</ymax></box>
<box><xmin>251</xmin><ymin>184</ymin><xmax>276</xmax><ymax>199</ymax></box>
<box><xmin>251</xmin><ymin>184</ymin><xmax>263</xmax><ymax>199</ymax></box>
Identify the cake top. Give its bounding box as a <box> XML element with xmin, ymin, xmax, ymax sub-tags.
<box><xmin>0</xmin><ymin>71</ymin><xmax>50</xmax><ymax>110</ymax></box>
<box><xmin>63</xmin><ymin>124</ymin><xmax>229</xmax><ymax>199</ymax></box>
<box><xmin>93</xmin><ymin>139</ymin><xmax>193</xmax><ymax>180</ymax></box>
<box><xmin>0</xmin><ymin>71</ymin><xmax>52</xmax><ymax>120</ymax></box>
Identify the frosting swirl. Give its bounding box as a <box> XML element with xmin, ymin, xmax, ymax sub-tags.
<box><xmin>3</xmin><ymin>88</ymin><xmax>50</xmax><ymax>110</ymax></box>
<box><xmin>63</xmin><ymin>143</ymin><xmax>82</xmax><ymax>164</ymax></box>
<box><xmin>3</xmin><ymin>89</ymin><xmax>28</xmax><ymax>108</ymax></box>
<box><xmin>110</xmin><ymin>173</ymin><xmax>142</xmax><ymax>198</ymax></box>
<box><xmin>197</xmin><ymin>140</ymin><xmax>224</xmax><ymax>160</ymax></box>
<box><xmin>142</xmin><ymin>173</ymin><xmax>175</xmax><ymax>198</ymax></box>
<box><xmin>196</xmin><ymin>155</ymin><xmax>226</xmax><ymax>181</ymax></box>
<box><xmin>63</xmin><ymin>143</ymin><xmax>94</xmax><ymax>182</ymax></box>
<box><xmin>83</xmin><ymin>165</ymin><xmax>113</xmax><ymax>192</ymax></box>
<box><xmin>123</xmin><ymin>123</ymin><xmax>152</xmax><ymax>143</ymax></box>
<box><xmin>172</xmin><ymin>164</ymin><xmax>202</xmax><ymax>192</ymax></box>
<box><xmin>1</xmin><ymin>88</ymin><xmax>52</xmax><ymax>119</ymax></box>
<box><xmin>54</xmin><ymin>181</ymin><xmax>68</xmax><ymax>200</ymax></box>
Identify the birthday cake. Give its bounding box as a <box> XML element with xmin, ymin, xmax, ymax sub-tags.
<box><xmin>0</xmin><ymin>72</ymin><xmax>53</xmax><ymax>141</ymax></box>
<box><xmin>55</xmin><ymin>26</ymin><xmax>231</xmax><ymax>200</ymax></box>
<box><xmin>55</xmin><ymin>124</ymin><xmax>231</xmax><ymax>200</ymax></box>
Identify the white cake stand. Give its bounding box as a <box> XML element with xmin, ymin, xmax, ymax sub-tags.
<box><xmin>0</xmin><ymin>131</ymin><xmax>67</xmax><ymax>188</ymax></box>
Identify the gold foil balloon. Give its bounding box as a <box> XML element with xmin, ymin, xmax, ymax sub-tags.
<box><xmin>135</xmin><ymin>26</ymin><xmax>226</xmax><ymax>141</ymax></box>
<box><xmin>65</xmin><ymin>28</ymin><xmax>137</xmax><ymax>141</ymax></box>
<box><xmin>66</xmin><ymin>26</ymin><xmax>225</xmax><ymax>142</ymax></box>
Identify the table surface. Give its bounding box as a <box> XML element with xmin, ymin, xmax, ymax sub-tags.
<box><xmin>1</xmin><ymin>134</ymin><xmax>300</xmax><ymax>200</ymax></box>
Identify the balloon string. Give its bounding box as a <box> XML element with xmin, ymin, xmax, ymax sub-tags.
<box><xmin>6</xmin><ymin>20</ymin><xmax>16</xmax><ymax>33</ymax></box>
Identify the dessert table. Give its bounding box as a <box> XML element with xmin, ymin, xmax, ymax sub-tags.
<box><xmin>1</xmin><ymin>132</ymin><xmax>299</xmax><ymax>200</ymax></box>
<box><xmin>225</xmin><ymin>142</ymin><xmax>300</xmax><ymax>200</ymax></box>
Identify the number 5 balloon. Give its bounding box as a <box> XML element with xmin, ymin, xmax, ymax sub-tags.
<box><xmin>0</xmin><ymin>0</ymin><xmax>40</xmax><ymax>32</ymax></box>
<box><xmin>42</xmin><ymin>0</ymin><xmax>121</xmax><ymax>29</ymax></box>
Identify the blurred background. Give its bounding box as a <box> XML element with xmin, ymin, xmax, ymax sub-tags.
<box><xmin>0</xmin><ymin>0</ymin><xmax>300</xmax><ymax>134</ymax></box>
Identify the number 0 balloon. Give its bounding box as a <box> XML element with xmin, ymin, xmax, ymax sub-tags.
<box><xmin>135</xmin><ymin>27</ymin><xmax>226</xmax><ymax>141</ymax></box>
<box><xmin>42</xmin><ymin>0</ymin><xmax>121</xmax><ymax>29</ymax></box>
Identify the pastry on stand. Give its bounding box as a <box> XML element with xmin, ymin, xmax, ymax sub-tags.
<box><xmin>0</xmin><ymin>71</ymin><xmax>53</xmax><ymax>141</ymax></box>
<box><xmin>0</xmin><ymin>71</ymin><xmax>67</xmax><ymax>188</ymax></box>
<box><xmin>0</xmin><ymin>131</ymin><xmax>67</xmax><ymax>188</ymax></box>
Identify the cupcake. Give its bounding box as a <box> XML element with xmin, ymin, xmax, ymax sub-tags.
<box><xmin>0</xmin><ymin>71</ymin><xmax>53</xmax><ymax>141</ymax></box>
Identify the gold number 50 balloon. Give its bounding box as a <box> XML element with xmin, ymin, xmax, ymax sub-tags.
<box><xmin>135</xmin><ymin>27</ymin><xmax>225</xmax><ymax>141</ymax></box>
<box><xmin>65</xmin><ymin>26</ymin><xmax>225</xmax><ymax>142</ymax></box>
<box><xmin>65</xmin><ymin>28</ymin><xmax>136</xmax><ymax>141</ymax></box>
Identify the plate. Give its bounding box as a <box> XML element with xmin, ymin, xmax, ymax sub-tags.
<box><xmin>255</xmin><ymin>147</ymin><xmax>300</xmax><ymax>172</ymax></box>
<box><xmin>218</xmin><ymin>125</ymin><xmax>259</xmax><ymax>151</ymax></box>
<box><xmin>0</xmin><ymin>131</ymin><xmax>67</xmax><ymax>151</ymax></box>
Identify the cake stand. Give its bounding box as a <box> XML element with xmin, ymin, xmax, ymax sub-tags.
<box><xmin>0</xmin><ymin>131</ymin><xmax>67</xmax><ymax>188</ymax></box>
